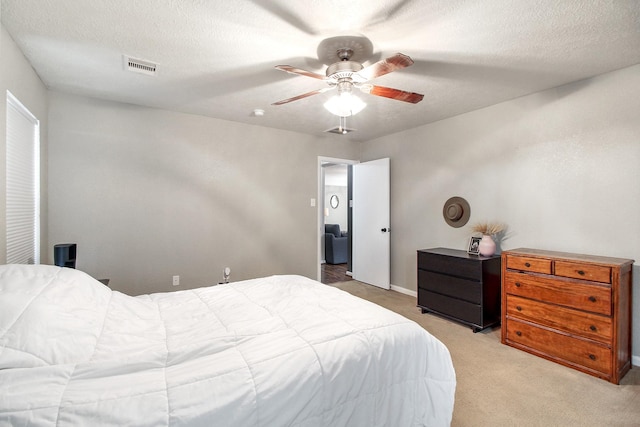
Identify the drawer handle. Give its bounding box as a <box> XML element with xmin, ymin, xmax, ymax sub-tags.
<box><xmin>515</xmin><ymin>282</ymin><xmax>521</xmax><ymax>287</ymax></box>
<box><xmin>590</xmin><ymin>325</ymin><xmax>597</xmax><ymax>331</ymax></box>
<box><xmin>516</xmin><ymin>306</ymin><xmax>522</xmax><ymax>311</ymax></box>
<box><xmin>577</xmin><ymin>270</ymin><xmax>585</xmax><ymax>276</ymax></box>
<box><xmin>589</xmin><ymin>354</ymin><xmax>596</xmax><ymax>361</ymax></box>
<box><xmin>588</xmin><ymin>296</ymin><xmax>597</xmax><ymax>302</ymax></box>
<box><xmin>524</xmin><ymin>262</ymin><xmax>531</xmax><ymax>267</ymax></box>
<box><xmin>516</xmin><ymin>331</ymin><xmax>522</xmax><ymax>336</ymax></box>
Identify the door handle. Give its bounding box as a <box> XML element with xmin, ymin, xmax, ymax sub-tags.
<box><xmin>381</xmin><ymin>228</ymin><xmax>390</xmax><ymax>233</ymax></box>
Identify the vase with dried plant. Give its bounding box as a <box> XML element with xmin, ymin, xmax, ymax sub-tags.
<box><xmin>471</xmin><ymin>222</ymin><xmax>506</xmax><ymax>256</ymax></box>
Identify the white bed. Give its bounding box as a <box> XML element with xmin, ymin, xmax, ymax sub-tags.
<box><xmin>0</xmin><ymin>264</ymin><xmax>455</xmax><ymax>426</ymax></box>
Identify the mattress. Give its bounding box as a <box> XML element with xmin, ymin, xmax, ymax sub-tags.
<box><xmin>0</xmin><ymin>264</ymin><xmax>455</xmax><ymax>426</ymax></box>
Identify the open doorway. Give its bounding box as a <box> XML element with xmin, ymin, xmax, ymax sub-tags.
<box><xmin>318</xmin><ymin>157</ymin><xmax>391</xmax><ymax>289</ymax></box>
<box><xmin>318</xmin><ymin>157</ymin><xmax>357</xmax><ymax>284</ymax></box>
<box><xmin>322</xmin><ymin>163</ymin><xmax>350</xmax><ymax>284</ymax></box>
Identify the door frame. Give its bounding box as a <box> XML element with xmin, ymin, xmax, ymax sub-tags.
<box><xmin>317</xmin><ymin>156</ymin><xmax>359</xmax><ymax>282</ymax></box>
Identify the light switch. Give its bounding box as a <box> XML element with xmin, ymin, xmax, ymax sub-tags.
<box><xmin>310</xmin><ymin>198</ymin><xmax>316</xmax><ymax>207</ymax></box>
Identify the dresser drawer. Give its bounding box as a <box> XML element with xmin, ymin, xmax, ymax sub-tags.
<box><xmin>505</xmin><ymin>319</ymin><xmax>611</xmax><ymax>375</ymax></box>
<box><xmin>554</xmin><ymin>261</ymin><xmax>611</xmax><ymax>284</ymax></box>
<box><xmin>418</xmin><ymin>270</ymin><xmax>481</xmax><ymax>303</ymax></box>
<box><xmin>505</xmin><ymin>294</ymin><xmax>612</xmax><ymax>344</ymax></box>
<box><xmin>505</xmin><ymin>254</ymin><xmax>552</xmax><ymax>274</ymax></box>
<box><xmin>503</xmin><ymin>271</ymin><xmax>611</xmax><ymax>316</ymax></box>
<box><xmin>418</xmin><ymin>290</ymin><xmax>482</xmax><ymax>325</ymax></box>
<box><xmin>418</xmin><ymin>252</ymin><xmax>482</xmax><ymax>281</ymax></box>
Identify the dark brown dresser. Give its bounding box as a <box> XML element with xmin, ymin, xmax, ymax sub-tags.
<box><xmin>417</xmin><ymin>248</ymin><xmax>502</xmax><ymax>332</ymax></box>
<box><xmin>501</xmin><ymin>248</ymin><xmax>634</xmax><ymax>384</ymax></box>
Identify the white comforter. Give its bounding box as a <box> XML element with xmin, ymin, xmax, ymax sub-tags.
<box><xmin>0</xmin><ymin>265</ymin><xmax>455</xmax><ymax>426</ymax></box>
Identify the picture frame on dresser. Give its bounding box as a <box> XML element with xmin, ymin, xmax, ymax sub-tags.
<box><xmin>468</xmin><ymin>237</ymin><xmax>481</xmax><ymax>255</ymax></box>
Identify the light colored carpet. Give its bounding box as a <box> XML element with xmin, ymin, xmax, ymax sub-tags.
<box><xmin>329</xmin><ymin>280</ymin><xmax>640</xmax><ymax>427</ymax></box>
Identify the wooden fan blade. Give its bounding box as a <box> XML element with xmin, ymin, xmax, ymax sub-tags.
<box><xmin>275</xmin><ymin>65</ymin><xmax>326</xmax><ymax>80</ymax></box>
<box><xmin>362</xmin><ymin>85</ymin><xmax>424</xmax><ymax>104</ymax></box>
<box><xmin>272</xmin><ymin>87</ymin><xmax>333</xmax><ymax>105</ymax></box>
<box><xmin>356</xmin><ymin>53</ymin><xmax>414</xmax><ymax>81</ymax></box>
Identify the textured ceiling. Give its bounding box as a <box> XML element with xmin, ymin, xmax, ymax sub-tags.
<box><xmin>2</xmin><ymin>0</ymin><xmax>640</xmax><ymax>142</ymax></box>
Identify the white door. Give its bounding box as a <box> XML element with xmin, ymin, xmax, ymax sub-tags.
<box><xmin>352</xmin><ymin>158</ymin><xmax>390</xmax><ymax>289</ymax></box>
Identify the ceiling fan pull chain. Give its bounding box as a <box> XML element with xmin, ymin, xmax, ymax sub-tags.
<box><xmin>338</xmin><ymin>116</ymin><xmax>347</xmax><ymax>134</ymax></box>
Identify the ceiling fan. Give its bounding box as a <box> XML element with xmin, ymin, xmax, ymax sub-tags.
<box><xmin>272</xmin><ymin>45</ymin><xmax>424</xmax><ymax>116</ymax></box>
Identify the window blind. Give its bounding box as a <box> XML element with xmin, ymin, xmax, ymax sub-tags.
<box><xmin>6</xmin><ymin>91</ymin><xmax>40</xmax><ymax>264</ymax></box>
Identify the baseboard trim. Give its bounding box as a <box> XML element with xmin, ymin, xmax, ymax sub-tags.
<box><xmin>390</xmin><ymin>284</ymin><xmax>416</xmax><ymax>298</ymax></box>
<box><xmin>632</xmin><ymin>355</ymin><xmax>640</xmax><ymax>367</ymax></box>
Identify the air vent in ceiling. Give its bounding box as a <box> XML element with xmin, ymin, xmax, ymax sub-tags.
<box><xmin>325</xmin><ymin>126</ymin><xmax>356</xmax><ymax>135</ymax></box>
<box><xmin>123</xmin><ymin>55</ymin><xmax>157</xmax><ymax>76</ymax></box>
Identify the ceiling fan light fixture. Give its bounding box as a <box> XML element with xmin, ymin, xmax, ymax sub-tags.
<box><xmin>323</xmin><ymin>92</ymin><xmax>366</xmax><ymax>117</ymax></box>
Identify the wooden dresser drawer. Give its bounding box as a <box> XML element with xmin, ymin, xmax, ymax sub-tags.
<box><xmin>418</xmin><ymin>251</ymin><xmax>482</xmax><ymax>281</ymax></box>
<box><xmin>503</xmin><ymin>271</ymin><xmax>611</xmax><ymax>316</ymax></box>
<box><xmin>505</xmin><ymin>319</ymin><xmax>611</xmax><ymax>376</ymax></box>
<box><xmin>418</xmin><ymin>270</ymin><xmax>481</xmax><ymax>303</ymax></box>
<box><xmin>418</xmin><ymin>290</ymin><xmax>482</xmax><ymax>325</ymax></box>
<box><xmin>554</xmin><ymin>261</ymin><xmax>611</xmax><ymax>283</ymax></box>
<box><xmin>505</xmin><ymin>254</ymin><xmax>552</xmax><ymax>274</ymax></box>
<box><xmin>505</xmin><ymin>294</ymin><xmax>612</xmax><ymax>344</ymax></box>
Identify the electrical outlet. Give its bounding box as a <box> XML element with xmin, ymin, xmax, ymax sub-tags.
<box><xmin>172</xmin><ymin>275</ymin><xmax>180</xmax><ymax>286</ymax></box>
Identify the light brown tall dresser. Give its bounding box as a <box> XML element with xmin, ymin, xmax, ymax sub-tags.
<box><xmin>501</xmin><ymin>248</ymin><xmax>633</xmax><ymax>384</ymax></box>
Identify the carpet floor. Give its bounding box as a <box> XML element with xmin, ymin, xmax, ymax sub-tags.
<box><xmin>329</xmin><ymin>280</ymin><xmax>640</xmax><ymax>427</ymax></box>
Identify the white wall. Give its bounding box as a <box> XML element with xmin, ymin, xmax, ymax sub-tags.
<box><xmin>47</xmin><ymin>92</ymin><xmax>359</xmax><ymax>295</ymax></box>
<box><xmin>361</xmin><ymin>64</ymin><xmax>640</xmax><ymax>362</ymax></box>
<box><xmin>324</xmin><ymin>185</ymin><xmax>348</xmax><ymax>232</ymax></box>
<box><xmin>0</xmin><ymin>24</ymin><xmax>49</xmax><ymax>263</ymax></box>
